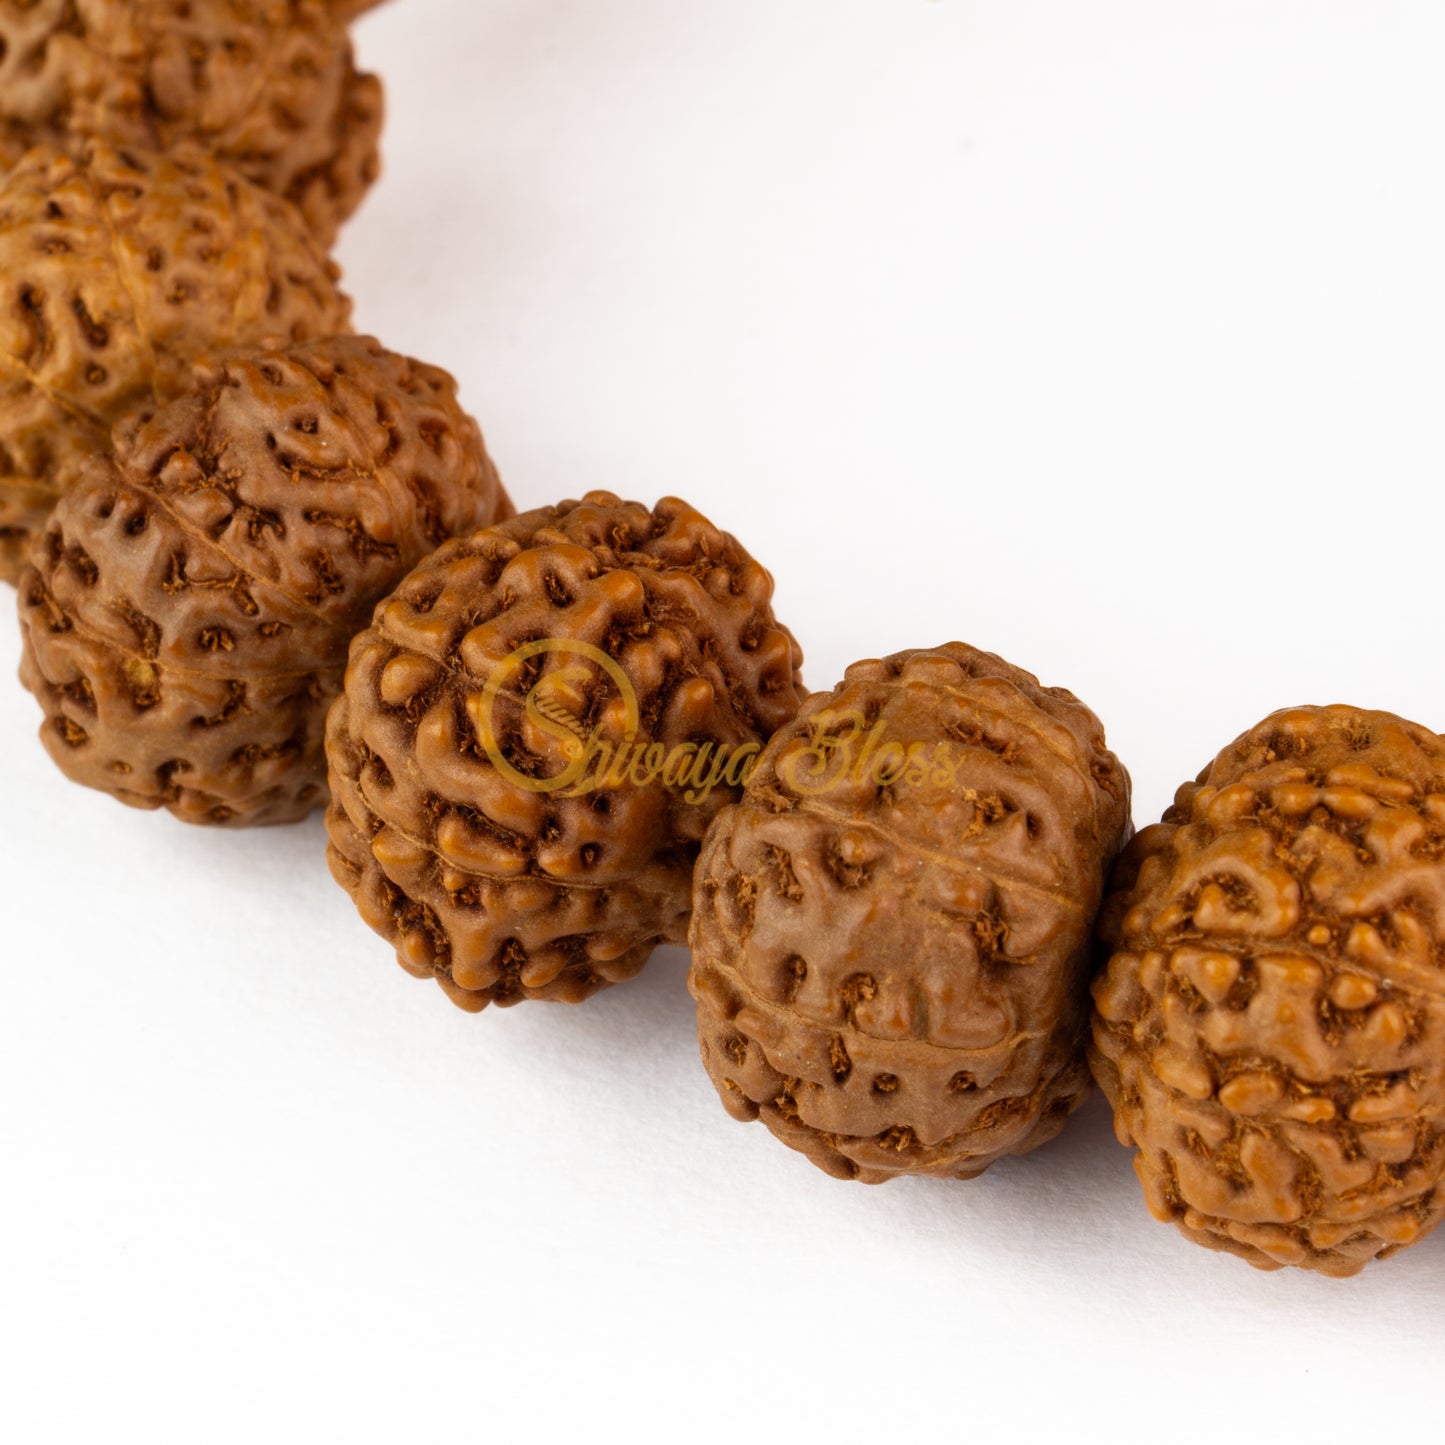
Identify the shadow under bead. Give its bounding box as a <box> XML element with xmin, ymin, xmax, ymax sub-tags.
<box><xmin>0</xmin><ymin>141</ymin><xmax>353</xmax><ymax>584</ymax></box>
<box><xmin>0</xmin><ymin>0</ymin><xmax>382</xmax><ymax>243</ymax></box>
<box><xmin>325</xmin><ymin>492</ymin><xmax>807</xmax><ymax>1012</ymax></box>
<box><xmin>1092</xmin><ymin>704</ymin><xmax>1445</xmax><ymax>1277</ymax></box>
<box><xmin>688</xmin><ymin>642</ymin><xmax>1133</xmax><ymax>1183</ymax></box>
<box><xmin>18</xmin><ymin>334</ymin><xmax>511</xmax><ymax>827</ymax></box>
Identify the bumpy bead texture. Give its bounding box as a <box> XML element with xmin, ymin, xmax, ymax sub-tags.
<box><xmin>0</xmin><ymin>142</ymin><xmax>351</xmax><ymax>582</ymax></box>
<box><xmin>19</xmin><ymin>334</ymin><xmax>508</xmax><ymax>825</ymax></box>
<box><xmin>326</xmin><ymin>492</ymin><xmax>806</xmax><ymax>1011</ymax></box>
<box><xmin>1094</xmin><ymin>705</ymin><xmax>1445</xmax><ymax>1276</ymax></box>
<box><xmin>690</xmin><ymin>642</ymin><xmax>1132</xmax><ymax>1182</ymax></box>
<box><xmin>0</xmin><ymin>0</ymin><xmax>382</xmax><ymax>242</ymax></box>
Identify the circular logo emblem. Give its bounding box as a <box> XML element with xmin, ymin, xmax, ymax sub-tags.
<box><xmin>473</xmin><ymin>638</ymin><xmax>641</xmax><ymax>795</ymax></box>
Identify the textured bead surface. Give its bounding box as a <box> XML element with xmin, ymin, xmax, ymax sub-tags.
<box><xmin>326</xmin><ymin>492</ymin><xmax>806</xmax><ymax>1011</ymax></box>
<box><xmin>689</xmin><ymin>642</ymin><xmax>1132</xmax><ymax>1182</ymax></box>
<box><xmin>18</xmin><ymin>334</ymin><xmax>509</xmax><ymax>826</ymax></box>
<box><xmin>0</xmin><ymin>142</ymin><xmax>351</xmax><ymax>583</ymax></box>
<box><xmin>1093</xmin><ymin>705</ymin><xmax>1445</xmax><ymax>1276</ymax></box>
<box><xmin>0</xmin><ymin>0</ymin><xmax>382</xmax><ymax>242</ymax></box>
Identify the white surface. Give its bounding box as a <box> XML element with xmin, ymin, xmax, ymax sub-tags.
<box><xmin>4</xmin><ymin>1</ymin><xmax>1445</xmax><ymax>1440</ymax></box>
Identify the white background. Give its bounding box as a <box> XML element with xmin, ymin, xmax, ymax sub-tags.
<box><xmin>4</xmin><ymin>1</ymin><xmax>1444</xmax><ymax>1440</ymax></box>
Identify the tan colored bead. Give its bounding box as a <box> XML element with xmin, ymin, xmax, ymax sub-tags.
<box><xmin>0</xmin><ymin>0</ymin><xmax>381</xmax><ymax>243</ymax></box>
<box><xmin>1093</xmin><ymin>704</ymin><xmax>1445</xmax><ymax>1277</ymax></box>
<box><xmin>690</xmin><ymin>642</ymin><xmax>1131</xmax><ymax>1183</ymax></box>
<box><xmin>326</xmin><ymin>493</ymin><xmax>806</xmax><ymax>1011</ymax></box>
<box><xmin>18</xmin><ymin>335</ymin><xmax>509</xmax><ymax>825</ymax></box>
<box><xmin>0</xmin><ymin>143</ymin><xmax>351</xmax><ymax>582</ymax></box>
